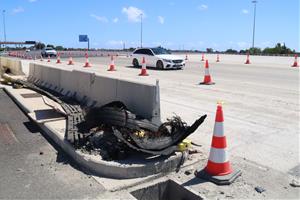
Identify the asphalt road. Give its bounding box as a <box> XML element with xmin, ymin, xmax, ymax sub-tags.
<box><xmin>56</xmin><ymin>54</ymin><xmax>299</xmax><ymax>177</ymax></box>
<box><xmin>0</xmin><ymin>89</ymin><xmax>104</xmax><ymax>199</ymax></box>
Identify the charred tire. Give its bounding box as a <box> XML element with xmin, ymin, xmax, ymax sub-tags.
<box><xmin>156</xmin><ymin>60</ymin><xmax>164</xmax><ymax>70</ymax></box>
<box><xmin>133</xmin><ymin>58</ymin><xmax>139</xmax><ymax>68</ymax></box>
<box><xmin>90</xmin><ymin>107</ymin><xmax>159</xmax><ymax>132</ymax></box>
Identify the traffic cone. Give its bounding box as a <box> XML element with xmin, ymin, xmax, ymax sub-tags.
<box><xmin>139</xmin><ymin>57</ymin><xmax>149</xmax><ymax>76</ymax></box>
<box><xmin>291</xmin><ymin>54</ymin><xmax>299</xmax><ymax>67</ymax></box>
<box><xmin>245</xmin><ymin>52</ymin><xmax>250</xmax><ymax>64</ymax></box>
<box><xmin>107</xmin><ymin>55</ymin><xmax>116</xmax><ymax>71</ymax></box>
<box><xmin>216</xmin><ymin>54</ymin><xmax>220</xmax><ymax>62</ymax></box>
<box><xmin>83</xmin><ymin>53</ymin><xmax>91</xmax><ymax>67</ymax></box>
<box><xmin>68</xmin><ymin>54</ymin><xmax>74</xmax><ymax>65</ymax></box>
<box><xmin>34</xmin><ymin>55</ymin><xmax>37</xmax><ymax>60</ymax></box>
<box><xmin>185</xmin><ymin>54</ymin><xmax>188</xmax><ymax>60</ymax></box>
<box><xmin>56</xmin><ymin>53</ymin><xmax>61</xmax><ymax>64</ymax></box>
<box><xmin>40</xmin><ymin>55</ymin><xmax>43</xmax><ymax>61</ymax></box>
<box><xmin>201</xmin><ymin>53</ymin><xmax>205</xmax><ymax>61</ymax></box>
<box><xmin>47</xmin><ymin>55</ymin><xmax>51</xmax><ymax>62</ymax></box>
<box><xmin>195</xmin><ymin>103</ymin><xmax>241</xmax><ymax>185</ymax></box>
<box><xmin>200</xmin><ymin>60</ymin><xmax>215</xmax><ymax>85</ymax></box>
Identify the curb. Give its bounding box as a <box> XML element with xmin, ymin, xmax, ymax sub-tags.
<box><xmin>3</xmin><ymin>86</ymin><xmax>201</xmax><ymax>179</ymax></box>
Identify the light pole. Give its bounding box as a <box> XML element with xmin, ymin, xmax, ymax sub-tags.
<box><xmin>2</xmin><ymin>10</ymin><xmax>6</xmax><ymax>42</ymax></box>
<box><xmin>2</xmin><ymin>10</ymin><xmax>7</xmax><ymax>49</ymax></box>
<box><xmin>140</xmin><ymin>13</ymin><xmax>143</xmax><ymax>48</ymax></box>
<box><xmin>251</xmin><ymin>1</ymin><xmax>257</xmax><ymax>49</ymax></box>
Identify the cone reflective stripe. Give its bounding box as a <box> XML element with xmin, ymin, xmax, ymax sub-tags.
<box><xmin>139</xmin><ymin>57</ymin><xmax>149</xmax><ymax>76</ymax></box>
<box><xmin>56</xmin><ymin>53</ymin><xmax>61</xmax><ymax>64</ymax></box>
<box><xmin>205</xmin><ymin>104</ymin><xmax>232</xmax><ymax>176</ymax></box>
<box><xmin>201</xmin><ymin>54</ymin><xmax>205</xmax><ymax>61</ymax></box>
<box><xmin>203</xmin><ymin>68</ymin><xmax>211</xmax><ymax>82</ymax></box>
<box><xmin>292</xmin><ymin>54</ymin><xmax>299</xmax><ymax>67</ymax></box>
<box><xmin>195</xmin><ymin>103</ymin><xmax>241</xmax><ymax>185</ymax></box>
<box><xmin>216</xmin><ymin>54</ymin><xmax>220</xmax><ymax>62</ymax></box>
<box><xmin>200</xmin><ymin>60</ymin><xmax>215</xmax><ymax>85</ymax></box>
<box><xmin>68</xmin><ymin>56</ymin><xmax>74</xmax><ymax>65</ymax></box>
<box><xmin>84</xmin><ymin>53</ymin><xmax>91</xmax><ymax>67</ymax></box>
<box><xmin>108</xmin><ymin>55</ymin><xmax>116</xmax><ymax>71</ymax></box>
<box><xmin>245</xmin><ymin>52</ymin><xmax>250</xmax><ymax>64</ymax></box>
<box><xmin>47</xmin><ymin>55</ymin><xmax>51</xmax><ymax>62</ymax></box>
<box><xmin>68</xmin><ymin>54</ymin><xmax>74</xmax><ymax>65</ymax></box>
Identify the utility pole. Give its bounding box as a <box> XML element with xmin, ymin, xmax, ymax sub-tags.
<box><xmin>140</xmin><ymin>13</ymin><xmax>143</xmax><ymax>48</ymax></box>
<box><xmin>251</xmin><ymin>1</ymin><xmax>257</xmax><ymax>49</ymax></box>
<box><xmin>2</xmin><ymin>10</ymin><xmax>7</xmax><ymax>49</ymax></box>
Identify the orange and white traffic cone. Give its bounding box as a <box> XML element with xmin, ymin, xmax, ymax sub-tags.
<box><xmin>291</xmin><ymin>54</ymin><xmax>299</xmax><ymax>67</ymax></box>
<box><xmin>216</xmin><ymin>54</ymin><xmax>220</xmax><ymax>62</ymax></box>
<box><xmin>83</xmin><ymin>53</ymin><xmax>91</xmax><ymax>67</ymax></box>
<box><xmin>139</xmin><ymin>57</ymin><xmax>149</xmax><ymax>76</ymax></box>
<box><xmin>107</xmin><ymin>55</ymin><xmax>116</xmax><ymax>71</ymax></box>
<box><xmin>68</xmin><ymin>54</ymin><xmax>74</xmax><ymax>65</ymax></box>
<box><xmin>201</xmin><ymin>53</ymin><xmax>205</xmax><ymax>61</ymax></box>
<box><xmin>195</xmin><ymin>102</ymin><xmax>241</xmax><ymax>185</ymax></box>
<box><xmin>47</xmin><ymin>55</ymin><xmax>51</xmax><ymax>62</ymax></box>
<box><xmin>200</xmin><ymin>60</ymin><xmax>215</xmax><ymax>85</ymax></box>
<box><xmin>245</xmin><ymin>52</ymin><xmax>250</xmax><ymax>64</ymax></box>
<box><xmin>56</xmin><ymin>53</ymin><xmax>61</xmax><ymax>64</ymax></box>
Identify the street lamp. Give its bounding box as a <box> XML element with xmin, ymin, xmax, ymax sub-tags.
<box><xmin>251</xmin><ymin>1</ymin><xmax>257</xmax><ymax>49</ymax></box>
<box><xmin>140</xmin><ymin>13</ymin><xmax>143</xmax><ymax>48</ymax></box>
<box><xmin>2</xmin><ymin>10</ymin><xmax>6</xmax><ymax>42</ymax></box>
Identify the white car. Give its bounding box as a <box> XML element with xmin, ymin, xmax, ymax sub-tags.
<box><xmin>41</xmin><ymin>47</ymin><xmax>57</xmax><ymax>57</ymax></box>
<box><xmin>131</xmin><ymin>47</ymin><xmax>185</xmax><ymax>69</ymax></box>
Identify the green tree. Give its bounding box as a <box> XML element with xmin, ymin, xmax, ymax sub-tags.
<box><xmin>262</xmin><ymin>43</ymin><xmax>294</xmax><ymax>55</ymax></box>
<box><xmin>206</xmin><ymin>48</ymin><xmax>214</xmax><ymax>53</ymax></box>
<box><xmin>35</xmin><ymin>42</ymin><xmax>45</xmax><ymax>50</ymax></box>
<box><xmin>225</xmin><ymin>49</ymin><xmax>238</xmax><ymax>54</ymax></box>
<box><xmin>249</xmin><ymin>47</ymin><xmax>262</xmax><ymax>55</ymax></box>
<box><xmin>55</xmin><ymin>46</ymin><xmax>64</xmax><ymax>51</ymax></box>
<box><xmin>46</xmin><ymin>44</ymin><xmax>55</xmax><ymax>49</ymax></box>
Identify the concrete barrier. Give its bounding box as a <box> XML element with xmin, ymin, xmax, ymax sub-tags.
<box><xmin>0</xmin><ymin>56</ymin><xmax>25</xmax><ymax>76</ymax></box>
<box><xmin>29</xmin><ymin>63</ymin><xmax>161</xmax><ymax>123</ymax></box>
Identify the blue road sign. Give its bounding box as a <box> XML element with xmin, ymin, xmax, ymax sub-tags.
<box><xmin>79</xmin><ymin>35</ymin><xmax>88</xmax><ymax>42</ymax></box>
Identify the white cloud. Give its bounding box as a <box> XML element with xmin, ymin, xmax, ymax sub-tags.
<box><xmin>197</xmin><ymin>4</ymin><xmax>208</xmax><ymax>11</ymax></box>
<box><xmin>122</xmin><ymin>6</ymin><xmax>144</xmax><ymax>22</ymax></box>
<box><xmin>152</xmin><ymin>42</ymin><xmax>162</xmax><ymax>46</ymax></box>
<box><xmin>158</xmin><ymin>16</ymin><xmax>164</xmax><ymax>24</ymax></box>
<box><xmin>107</xmin><ymin>40</ymin><xmax>124</xmax><ymax>46</ymax></box>
<box><xmin>90</xmin><ymin>14</ymin><xmax>108</xmax><ymax>23</ymax></box>
<box><xmin>113</xmin><ymin>17</ymin><xmax>119</xmax><ymax>23</ymax></box>
<box><xmin>237</xmin><ymin>41</ymin><xmax>249</xmax><ymax>48</ymax></box>
<box><xmin>261</xmin><ymin>41</ymin><xmax>272</xmax><ymax>47</ymax></box>
<box><xmin>28</xmin><ymin>0</ymin><xmax>37</xmax><ymax>2</ymax></box>
<box><xmin>242</xmin><ymin>9</ymin><xmax>249</xmax><ymax>14</ymax></box>
<box><xmin>12</xmin><ymin>7</ymin><xmax>25</xmax><ymax>14</ymax></box>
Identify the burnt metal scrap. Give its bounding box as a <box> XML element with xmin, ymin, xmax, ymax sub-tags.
<box><xmin>13</xmin><ymin>79</ymin><xmax>207</xmax><ymax>160</ymax></box>
<box><xmin>79</xmin><ymin>101</ymin><xmax>207</xmax><ymax>157</ymax></box>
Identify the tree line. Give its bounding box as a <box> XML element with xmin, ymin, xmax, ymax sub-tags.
<box><xmin>225</xmin><ymin>43</ymin><xmax>296</xmax><ymax>55</ymax></box>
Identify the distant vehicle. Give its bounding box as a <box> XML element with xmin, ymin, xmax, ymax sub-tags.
<box><xmin>25</xmin><ymin>49</ymin><xmax>30</xmax><ymax>52</ymax></box>
<box><xmin>41</xmin><ymin>47</ymin><xmax>57</xmax><ymax>57</ymax></box>
<box><xmin>131</xmin><ymin>47</ymin><xmax>185</xmax><ymax>69</ymax></box>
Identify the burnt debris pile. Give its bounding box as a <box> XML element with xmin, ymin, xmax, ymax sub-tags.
<box><xmin>77</xmin><ymin>101</ymin><xmax>207</xmax><ymax>160</ymax></box>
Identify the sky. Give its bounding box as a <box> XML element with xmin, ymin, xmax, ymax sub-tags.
<box><xmin>0</xmin><ymin>0</ymin><xmax>299</xmax><ymax>51</ymax></box>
